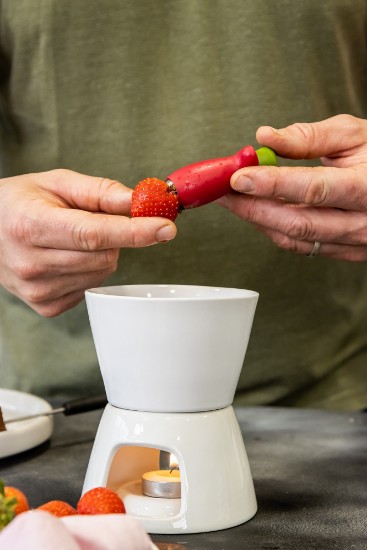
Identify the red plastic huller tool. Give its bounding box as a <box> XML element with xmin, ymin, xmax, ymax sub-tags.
<box><xmin>165</xmin><ymin>145</ymin><xmax>277</xmax><ymax>209</ymax></box>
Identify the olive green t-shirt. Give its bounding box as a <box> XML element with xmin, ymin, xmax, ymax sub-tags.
<box><xmin>0</xmin><ymin>0</ymin><xmax>366</xmax><ymax>409</ymax></box>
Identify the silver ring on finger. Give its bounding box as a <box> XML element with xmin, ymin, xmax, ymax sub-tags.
<box><xmin>307</xmin><ymin>240</ymin><xmax>321</xmax><ymax>257</ymax></box>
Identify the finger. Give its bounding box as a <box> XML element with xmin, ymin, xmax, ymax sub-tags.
<box><xmin>38</xmin><ymin>169</ymin><xmax>134</xmax><ymax>215</ymax></box>
<box><xmin>16</xmin><ymin>209</ymin><xmax>177</xmax><ymax>250</ymax></box>
<box><xmin>218</xmin><ymin>193</ymin><xmax>367</xmax><ymax>245</ymax></box>
<box><xmin>255</xmin><ymin>114</ymin><xmax>367</xmax><ymax>159</ymax></box>
<box><xmin>7</xmin><ymin>248</ymin><xmax>120</xmax><ymax>279</ymax></box>
<box><xmin>253</xmin><ymin>224</ymin><xmax>367</xmax><ymax>262</ymax></box>
<box><xmin>25</xmin><ymin>289</ymin><xmax>87</xmax><ymax>318</ymax></box>
<box><xmin>11</xmin><ymin>268</ymin><xmax>114</xmax><ymax>307</ymax></box>
<box><xmin>230</xmin><ymin>164</ymin><xmax>367</xmax><ymax>211</ymax></box>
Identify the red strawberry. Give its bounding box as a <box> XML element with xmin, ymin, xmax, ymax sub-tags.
<box><xmin>77</xmin><ymin>487</ymin><xmax>126</xmax><ymax>515</ymax></box>
<box><xmin>0</xmin><ymin>480</ymin><xmax>30</xmax><ymax>530</ymax></box>
<box><xmin>131</xmin><ymin>177</ymin><xmax>179</xmax><ymax>222</ymax></box>
<box><xmin>37</xmin><ymin>500</ymin><xmax>77</xmax><ymax>517</ymax></box>
<box><xmin>4</xmin><ymin>486</ymin><xmax>30</xmax><ymax>515</ymax></box>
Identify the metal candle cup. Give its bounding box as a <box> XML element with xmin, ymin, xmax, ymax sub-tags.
<box><xmin>142</xmin><ymin>468</ymin><xmax>181</xmax><ymax>499</ymax></box>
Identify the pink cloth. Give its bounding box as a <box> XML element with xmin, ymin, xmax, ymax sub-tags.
<box><xmin>0</xmin><ymin>510</ymin><xmax>158</xmax><ymax>550</ymax></box>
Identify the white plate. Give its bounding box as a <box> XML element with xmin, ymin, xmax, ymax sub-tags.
<box><xmin>0</xmin><ymin>389</ymin><xmax>53</xmax><ymax>459</ymax></box>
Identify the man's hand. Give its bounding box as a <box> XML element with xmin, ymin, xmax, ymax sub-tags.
<box><xmin>218</xmin><ymin>114</ymin><xmax>367</xmax><ymax>261</ymax></box>
<box><xmin>0</xmin><ymin>169</ymin><xmax>176</xmax><ymax>316</ymax></box>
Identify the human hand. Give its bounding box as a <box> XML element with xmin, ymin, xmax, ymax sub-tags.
<box><xmin>0</xmin><ymin>169</ymin><xmax>176</xmax><ymax>316</ymax></box>
<box><xmin>218</xmin><ymin>114</ymin><xmax>367</xmax><ymax>261</ymax></box>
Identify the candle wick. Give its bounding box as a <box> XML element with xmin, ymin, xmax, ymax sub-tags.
<box><xmin>170</xmin><ymin>465</ymin><xmax>179</xmax><ymax>473</ymax></box>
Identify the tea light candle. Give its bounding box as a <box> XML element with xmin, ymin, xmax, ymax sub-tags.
<box><xmin>142</xmin><ymin>468</ymin><xmax>181</xmax><ymax>499</ymax></box>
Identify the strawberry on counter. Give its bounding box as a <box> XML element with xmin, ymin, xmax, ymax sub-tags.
<box><xmin>77</xmin><ymin>487</ymin><xmax>126</xmax><ymax>515</ymax></box>
<box><xmin>37</xmin><ymin>500</ymin><xmax>77</xmax><ymax>517</ymax></box>
<box><xmin>0</xmin><ymin>481</ymin><xmax>30</xmax><ymax>530</ymax></box>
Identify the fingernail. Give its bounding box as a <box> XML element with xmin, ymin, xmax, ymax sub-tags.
<box><xmin>232</xmin><ymin>175</ymin><xmax>255</xmax><ymax>193</ymax></box>
<box><xmin>156</xmin><ymin>225</ymin><xmax>176</xmax><ymax>242</ymax></box>
<box><xmin>261</xmin><ymin>125</ymin><xmax>285</xmax><ymax>136</ymax></box>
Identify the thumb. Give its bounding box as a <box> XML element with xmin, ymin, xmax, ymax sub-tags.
<box><xmin>39</xmin><ymin>169</ymin><xmax>133</xmax><ymax>215</ymax></box>
<box><xmin>256</xmin><ymin>114</ymin><xmax>367</xmax><ymax>160</ymax></box>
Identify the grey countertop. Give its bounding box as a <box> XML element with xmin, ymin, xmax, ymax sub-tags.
<box><xmin>0</xmin><ymin>406</ymin><xmax>366</xmax><ymax>549</ymax></box>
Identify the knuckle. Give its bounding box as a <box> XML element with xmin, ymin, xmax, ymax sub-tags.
<box><xmin>348</xmin><ymin>225</ymin><xmax>367</xmax><ymax>247</ymax></box>
<box><xmin>95</xmin><ymin>252</ymin><xmax>119</xmax><ymax>275</ymax></box>
<box><xmin>262</xmin><ymin>169</ymin><xmax>282</xmax><ymax>199</ymax></box>
<box><xmin>33</xmin><ymin>304</ymin><xmax>59</xmax><ymax>318</ymax></box>
<box><xmin>104</xmin><ymin>248</ymin><xmax>119</xmax><ymax>270</ymax></box>
<box><xmin>129</xmin><ymin>230</ymin><xmax>138</xmax><ymax>248</ymax></box>
<box><xmin>285</xmin><ymin>212</ymin><xmax>314</xmax><ymax>241</ymax></box>
<box><xmin>304</xmin><ymin>172</ymin><xmax>329</xmax><ymax>205</ymax></box>
<box><xmin>334</xmin><ymin>113</ymin><xmax>360</xmax><ymax>132</ymax></box>
<box><xmin>38</xmin><ymin>292</ymin><xmax>85</xmax><ymax>318</ymax></box>
<box><xmin>72</xmin><ymin>220</ymin><xmax>103</xmax><ymax>251</ymax></box>
<box><xmin>292</xmin><ymin>123</ymin><xmax>317</xmax><ymax>156</ymax></box>
<box><xmin>97</xmin><ymin>178</ymin><xmax>125</xmax><ymax>211</ymax></box>
<box><xmin>22</xmin><ymin>283</ymin><xmax>52</xmax><ymax>305</ymax></box>
<box><xmin>35</xmin><ymin>302</ymin><xmax>68</xmax><ymax>318</ymax></box>
<box><xmin>243</xmin><ymin>197</ymin><xmax>261</xmax><ymax>223</ymax></box>
<box><xmin>128</xmin><ymin>219</ymin><xmax>148</xmax><ymax>247</ymax></box>
<box><xmin>8</xmin><ymin>214</ymin><xmax>33</xmax><ymax>242</ymax></box>
<box><xmin>270</xmin><ymin>233</ymin><xmax>297</xmax><ymax>252</ymax></box>
<box><xmin>13</xmin><ymin>260</ymin><xmax>43</xmax><ymax>281</ymax></box>
<box><xmin>47</xmin><ymin>168</ymin><xmax>74</xmax><ymax>183</ymax></box>
<box><xmin>98</xmin><ymin>177</ymin><xmax>120</xmax><ymax>193</ymax></box>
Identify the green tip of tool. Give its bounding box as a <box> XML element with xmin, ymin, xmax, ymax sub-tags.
<box><xmin>256</xmin><ymin>147</ymin><xmax>277</xmax><ymax>166</ymax></box>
